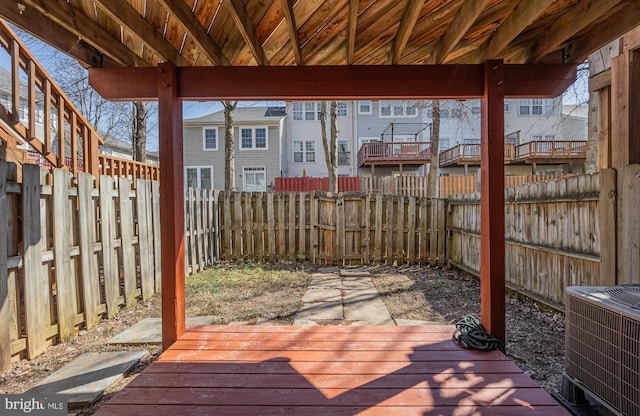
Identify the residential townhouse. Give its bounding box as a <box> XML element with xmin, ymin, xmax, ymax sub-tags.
<box><xmin>282</xmin><ymin>101</ymin><xmax>358</xmax><ymax>178</ymax></box>
<box><xmin>181</xmin><ymin>99</ymin><xmax>586</xmax><ymax>190</ymax></box>
<box><xmin>182</xmin><ymin>106</ymin><xmax>286</xmax><ymax>191</ymax></box>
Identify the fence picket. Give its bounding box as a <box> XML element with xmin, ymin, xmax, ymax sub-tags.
<box><xmin>100</xmin><ymin>175</ymin><xmax>120</xmax><ymax>318</ymax></box>
<box><xmin>137</xmin><ymin>180</ymin><xmax>153</xmax><ymax>301</ymax></box>
<box><xmin>0</xmin><ymin>161</ymin><xmax>10</xmax><ymax>372</ymax></box>
<box><xmin>152</xmin><ymin>180</ymin><xmax>162</xmax><ymax>291</ymax></box>
<box><xmin>53</xmin><ymin>169</ymin><xmax>77</xmax><ymax>342</ymax></box>
<box><xmin>78</xmin><ymin>173</ymin><xmax>101</xmax><ymax>328</ymax></box>
<box><xmin>118</xmin><ymin>177</ymin><xmax>138</xmax><ymax>307</ymax></box>
<box><xmin>22</xmin><ymin>165</ymin><xmax>48</xmax><ymax>358</ymax></box>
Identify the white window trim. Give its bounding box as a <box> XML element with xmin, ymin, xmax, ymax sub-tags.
<box><xmin>293</xmin><ymin>139</ymin><xmax>316</xmax><ymax>164</ymax></box>
<box><xmin>185</xmin><ymin>166</ymin><xmax>214</xmax><ymax>190</ymax></box>
<box><xmin>358</xmin><ymin>100</ymin><xmax>372</xmax><ymax>115</ymax></box>
<box><xmin>242</xmin><ymin>166</ymin><xmax>267</xmax><ymax>192</ymax></box>
<box><xmin>239</xmin><ymin>126</ymin><xmax>269</xmax><ymax>150</ymax></box>
<box><xmin>202</xmin><ymin>126</ymin><xmax>219</xmax><ymax>151</ymax></box>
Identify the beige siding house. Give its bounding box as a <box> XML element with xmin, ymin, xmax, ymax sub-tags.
<box><xmin>183</xmin><ymin>106</ymin><xmax>285</xmax><ymax>191</ymax></box>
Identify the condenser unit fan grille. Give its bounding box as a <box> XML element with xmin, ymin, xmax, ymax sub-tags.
<box><xmin>604</xmin><ymin>285</ymin><xmax>640</xmax><ymax>309</ymax></box>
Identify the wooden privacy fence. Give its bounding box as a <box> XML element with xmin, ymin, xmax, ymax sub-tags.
<box><xmin>184</xmin><ymin>191</ymin><xmax>447</xmax><ymax>268</ymax></box>
<box><xmin>274</xmin><ymin>177</ymin><xmax>361</xmax><ymax>192</ymax></box>
<box><xmin>361</xmin><ymin>176</ymin><xmax>432</xmax><ymax>197</ymax></box>
<box><xmin>448</xmin><ymin>172</ymin><xmax>608</xmax><ymax>306</ymax></box>
<box><xmin>0</xmin><ymin>161</ymin><xmax>161</xmax><ymax>373</ymax></box>
<box><xmin>438</xmin><ymin>174</ymin><xmax>565</xmax><ymax>198</ymax></box>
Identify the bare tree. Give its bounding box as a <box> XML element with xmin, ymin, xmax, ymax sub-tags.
<box><xmin>320</xmin><ymin>101</ymin><xmax>339</xmax><ymax>193</ymax></box>
<box><xmin>132</xmin><ymin>101</ymin><xmax>147</xmax><ymax>162</ymax></box>
<box><xmin>427</xmin><ymin>100</ymin><xmax>441</xmax><ymax>198</ymax></box>
<box><xmin>223</xmin><ymin>101</ymin><xmax>238</xmax><ymax>191</ymax></box>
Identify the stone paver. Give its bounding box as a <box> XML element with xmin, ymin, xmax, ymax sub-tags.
<box><xmin>108</xmin><ymin>316</ymin><xmax>216</xmax><ymax>344</ymax></box>
<box><xmin>295</xmin><ymin>271</ymin><xmax>396</xmax><ymax>326</ymax></box>
<box><xmin>28</xmin><ymin>351</ymin><xmax>148</xmax><ymax>408</ymax></box>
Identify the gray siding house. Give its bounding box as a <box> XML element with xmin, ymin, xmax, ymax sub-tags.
<box><xmin>183</xmin><ymin>106</ymin><xmax>285</xmax><ymax>191</ymax></box>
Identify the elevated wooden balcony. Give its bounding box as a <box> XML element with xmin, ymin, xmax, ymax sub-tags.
<box><xmin>511</xmin><ymin>140</ymin><xmax>587</xmax><ymax>164</ymax></box>
<box><xmin>357</xmin><ymin>141</ymin><xmax>431</xmax><ymax>168</ymax></box>
<box><xmin>439</xmin><ymin>141</ymin><xmax>586</xmax><ymax>167</ymax></box>
<box><xmin>439</xmin><ymin>143</ymin><xmax>514</xmax><ymax>167</ymax></box>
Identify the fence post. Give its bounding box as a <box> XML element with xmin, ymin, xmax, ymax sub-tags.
<box><xmin>0</xmin><ymin>161</ymin><xmax>10</xmax><ymax>372</ymax></box>
<box><xmin>336</xmin><ymin>195</ymin><xmax>345</xmax><ymax>265</ymax></box>
<box><xmin>78</xmin><ymin>173</ymin><xmax>101</xmax><ymax>328</ymax></box>
<box><xmin>152</xmin><ymin>181</ymin><xmax>162</xmax><ymax>292</ymax></box>
<box><xmin>436</xmin><ymin>199</ymin><xmax>446</xmax><ymax>267</ymax></box>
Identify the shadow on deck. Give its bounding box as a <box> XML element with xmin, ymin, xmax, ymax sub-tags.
<box><xmin>95</xmin><ymin>325</ymin><xmax>569</xmax><ymax>415</ymax></box>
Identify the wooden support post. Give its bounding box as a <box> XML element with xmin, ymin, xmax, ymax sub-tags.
<box><xmin>158</xmin><ymin>62</ymin><xmax>185</xmax><ymax>350</ymax></box>
<box><xmin>480</xmin><ymin>59</ymin><xmax>505</xmax><ymax>344</ymax></box>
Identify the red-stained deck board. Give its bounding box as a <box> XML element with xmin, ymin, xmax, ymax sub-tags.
<box><xmin>95</xmin><ymin>325</ymin><xmax>569</xmax><ymax>416</ymax></box>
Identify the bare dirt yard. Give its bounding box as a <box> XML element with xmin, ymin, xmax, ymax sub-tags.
<box><xmin>1</xmin><ymin>262</ymin><xmax>565</xmax><ymax>414</ymax></box>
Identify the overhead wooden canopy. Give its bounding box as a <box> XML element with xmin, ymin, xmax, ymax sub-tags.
<box><xmin>0</xmin><ymin>0</ymin><xmax>637</xmax><ymax>69</ymax></box>
<box><xmin>2</xmin><ymin>0</ymin><xmax>639</xmax><ymax>350</ymax></box>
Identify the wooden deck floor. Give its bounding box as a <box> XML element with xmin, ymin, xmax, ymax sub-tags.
<box><xmin>95</xmin><ymin>325</ymin><xmax>569</xmax><ymax>415</ymax></box>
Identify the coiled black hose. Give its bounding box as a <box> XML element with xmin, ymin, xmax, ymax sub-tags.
<box><xmin>452</xmin><ymin>315</ymin><xmax>505</xmax><ymax>353</ymax></box>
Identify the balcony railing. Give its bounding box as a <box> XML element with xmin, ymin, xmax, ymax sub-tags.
<box><xmin>358</xmin><ymin>141</ymin><xmax>431</xmax><ymax>167</ymax></box>
<box><xmin>514</xmin><ymin>140</ymin><xmax>587</xmax><ymax>161</ymax></box>
<box><xmin>439</xmin><ymin>143</ymin><xmax>515</xmax><ymax>167</ymax></box>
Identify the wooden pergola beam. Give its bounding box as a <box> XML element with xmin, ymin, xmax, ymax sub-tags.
<box><xmin>20</xmin><ymin>0</ymin><xmax>146</xmax><ymax>67</ymax></box>
<box><xmin>430</xmin><ymin>0</ymin><xmax>489</xmax><ymax>64</ymax></box>
<box><xmin>480</xmin><ymin>59</ymin><xmax>505</xmax><ymax>344</ymax></box>
<box><xmin>156</xmin><ymin>0</ymin><xmax>230</xmax><ymax>66</ymax></box>
<box><xmin>391</xmin><ymin>0</ymin><xmax>424</xmax><ymax>64</ymax></box>
<box><xmin>92</xmin><ymin>0</ymin><xmax>188</xmax><ymax>66</ymax></box>
<box><xmin>0</xmin><ymin>2</ymin><xmax>119</xmax><ymax>68</ymax></box>
<box><xmin>564</xmin><ymin>0</ymin><xmax>640</xmax><ymax>64</ymax></box>
<box><xmin>280</xmin><ymin>0</ymin><xmax>303</xmax><ymax>65</ymax></box>
<box><xmin>157</xmin><ymin>62</ymin><xmax>186</xmax><ymax>350</ymax></box>
<box><xmin>88</xmin><ymin>63</ymin><xmax>576</xmax><ymax>101</ymax></box>
<box><xmin>347</xmin><ymin>0</ymin><xmax>359</xmax><ymax>64</ymax></box>
<box><xmin>523</xmin><ymin>0</ymin><xmax>623</xmax><ymax>62</ymax></box>
<box><xmin>469</xmin><ymin>0</ymin><xmax>553</xmax><ymax>63</ymax></box>
<box><xmin>225</xmin><ymin>0</ymin><xmax>269</xmax><ymax>66</ymax></box>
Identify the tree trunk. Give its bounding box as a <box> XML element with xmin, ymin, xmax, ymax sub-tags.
<box><xmin>585</xmin><ymin>91</ymin><xmax>598</xmax><ymax>174</ymax></box>
<box><xmin>132</xmin><ymin>101</ymin><xmax>147</xmax><ymax>162</ymax></box>
<box><xmin>427</xmin><ymin>100</ymin><xmax>440</xmax><ymax>198</ymax></box>
<box><xmin>223</xmin><ymin>101</ymin><xmax>237</xmax><ymax>191</ymax></box>
<box><xmin>320</xmin><ymin>101</ymin><xmax>339</xmax><ymax>193</ymax></box>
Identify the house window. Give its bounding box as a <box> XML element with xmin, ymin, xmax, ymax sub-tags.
<box><xmin>305</xmin><ymin>102</ymin><xmax>317</xmax><ymax>120</ymax></box>
<box><xmin>294</xmin><ymin>140</ymin><xmax>316</xmax><ymax>163</ymax></box>
<box><xmin>471</xmin><ymin>106</ymin><xmax>481</xmax><ymax>115</ymax></box>
<box><xmin>439</xmin><ymin>138</ymin><xmax>450</xmax><ymax>151</ymax></box>
<box><xmin>518</xmin><ymin>99</ymin><xmax>554</xmax><ymax>116</ymax></box>
<box><xmin>358</xmin><ymin>100</ymin><xmax>372</xmax><ymax>114</ymax></box>
<box><xmin>185</xmin><ymin>166</ymin><xmax>213</xmax><ymax>189</ymax></box>
<box><xmin>243</xmin><ymin>167</ymin><xmax>266</xmax><ymax>191</ymax></box>
<box><xmin>292</xmin><ymin>103</ymin><xmax>303</xmax><ymax>120</ymax></box>
<box><xmin>338</xmin><ymin>140</ymin><xmax>350</xmax><ymax>165</ymax></box>
<box><xmin>464</xmin><ymin>138</ymin><xmax>480</xmax><ymax>144</ymax></box>
<box><xmin>380</xmin><ymin>101</ymin><xmax>418</xmax><ymax>118</ymax></box>
<box><xmin>337</xmin><ymin>101</ymin><xmax>348</xmax><ymax>117</ymax></box>
<box><xmin>504</xmin><ymin>101</ymin><xmax>510</xmax><ymax>112</ymax></box>
<box><xmin>203</xmin><ymin>127</ymin><xmax>218</xmax><ymax>150</ymax></box>
<box><xmin>240</xmin><ymin>127</ymin><xmax>268</xmax><ymax>149</ymax></box>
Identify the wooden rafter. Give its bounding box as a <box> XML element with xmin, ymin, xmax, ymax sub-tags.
<box><xmin>88</xmin><ymin>64</ymin><xmax>576</xmax><ymax>100</ymax></box>
<box><xmin>347</xmin><ymin>0</ymin><xmax>359</xmax><ymax>64</ymax></box>
<box><xmin>92</xmin><ymin>0</ymin><xmax>188</xmax><ymax>66</ymax></box>
<box><xmin>0</xmin><ymin>2</ymin><xmax>118</xmax><ymax>68</ymax></box>
<box><xmin>225</xmin><ymin>0</ymin><xmax>269</xmax><ymax>66</ymax></box>
<box><xmin>565</xmin><ymin>0</ymin><xmax>640</xmax><ymax>63</ymax></box>
<box><xmin>280</xmin><ymin>0</ymin><xmax>303</xmax><ymax>65</ymax></box>
<box><xmin>525</xmin><ymin>0</ymin><xmax>623</xmax><ymax>62</ymax></box>
<box><xmin>19</xmin><ymin>0</ymin><xmax>145</xmax><ymax>67</ymax></box>
<box><xmin>470</xmin><ymin>0</ymin><xmax>553</xmax><ymax>63</ymax></box>
<box><xmin>391</xmin><ymin>0</ymin><xmax>424</xmax><ymax>64</ymax></box>
<box><xmin>430</xmin><ymin>0</ymin><xmax>489</xmax><ymax>64</ymax></box>
<box><xmin>156</xmin><ymin>0</ymin><xmax>230</xmax><ymax>66</ymax></box>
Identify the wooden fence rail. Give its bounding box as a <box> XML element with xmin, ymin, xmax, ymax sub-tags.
<box><xmin>0</xmin><ymin>161</ymin><xmax>161</xmax><ymax>373</ymax></box>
